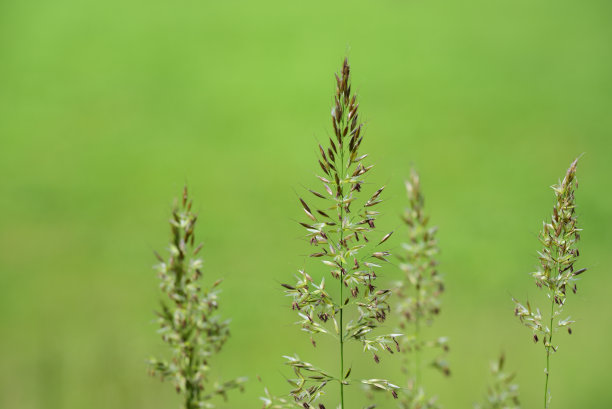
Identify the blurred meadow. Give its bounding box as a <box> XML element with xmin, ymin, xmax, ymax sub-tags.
<box><xmin>1</xmin><ymin>0</ymin><xmax>611</xmax><ymax>408</ymax></box>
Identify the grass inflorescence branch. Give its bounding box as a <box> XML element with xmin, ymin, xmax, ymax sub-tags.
<box><xmin>149</xmin><ymin>186</ymin><xmax>246</xmax><ymax>409</ymax></box>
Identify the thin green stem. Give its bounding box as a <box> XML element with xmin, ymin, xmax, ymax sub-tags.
<box><xmin>340</xmin><ymin>299</ymin><xmax>344</xmax><ymax>409</ymax></box>
<box><xmin>544</xmin><ymin>293</ymin><xmax>555</xmax><ymax>409</ymax></box>
<box><xmin>338</xmin><ymin>130</ymin><xmax>346</xmax><ymax>409</ymax></box>
<box><xmin>185</xmin><ymin>346</ymin><xmax>194</xmax><ymax>409</ymax></box>
<box><xmin>340</xmin><ymin>262</ymin><xmax>344</xmax><ymax>409</ymax></box>
<box><xmin>415</xmin><ymin>281</ymin><xmax>421</xmax><ymax>391</ymax></box>
<box><xmin>545</xmin><ymin>241</ymin><xmax>562</xmax><ymax>409</ymax></box>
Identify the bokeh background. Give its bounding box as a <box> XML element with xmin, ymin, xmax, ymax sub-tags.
<box><xmin>1</xmin><ymin>0</ymin><xmax>611</xmax><ymax>408</ymax></box>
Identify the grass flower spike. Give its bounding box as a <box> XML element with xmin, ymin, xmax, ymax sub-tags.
<box><xmin>149</xmin><ymin>187</ymin><xmax>245</xmax><ymax>409</ymax></box>
<box><xmin>395</xmin><ymin>169</ymin><xmax>449</xmax><ymax>409</ymax></box>
<box><xmin>277</xmin><ymin>58</ymin><xmax>400</xmax><ymax>409</ymax></box>
<box><xmin>513</xmin><ymin>158</ymin><xmax>585</xmax><ymax>409</ymax></box>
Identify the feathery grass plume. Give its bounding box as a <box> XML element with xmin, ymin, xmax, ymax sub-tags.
<box><xmin>276</xmin><ymin>58</ymin><xmax>400</xmax><ymax>409</ymax></box>
<box><xmin>149</xmin><ymin>186</ymin><xmax>246</xmax><ymax>409</ymax></box>
<box><xmin>474</xmin><ymin>354</ymin><xmax>520</xmax><ymax>409</ymax></box>
<box><xmin>512</xmin><ymin>157</ymin><xmax>585</xmax><ymax>409</ymax></box>
<box><xmin>394</xmin><ymin>169</ymin><xmax>449</xmax><ymax>409</ymax></box>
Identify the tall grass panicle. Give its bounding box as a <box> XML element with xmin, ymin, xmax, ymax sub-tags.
<box><xmin>474</xmin><ymin>354</ymin><xmax>521</xmax><ymax>409</ymax></box>
<box><xmin>277</xmin><ymin>58</ymin><xmax>400</xmax><ymax>409</ymax></box>
<box><xmin>395</xmin><ymin>169</ymin><xmax>449</xmax><ymax>409</ymax></box>
<box><xmin>512</xmin><ymin>158</ymin><xmax>585</xmax><ymax>409</ymax></box>
<box><xmin>149</xmin><ymin>187</ymin><xmax>245</xmax><ymax>409</ymax></box>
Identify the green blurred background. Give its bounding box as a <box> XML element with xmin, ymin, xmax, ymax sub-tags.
<box><xmin>1</xmin><ymin>0</ymin><xmax>611</xmax><ymax>408</ymax></box>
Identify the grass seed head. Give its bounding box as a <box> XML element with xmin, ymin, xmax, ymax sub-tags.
<box><xmin>277</xmin><ymin>57</ymin><xmax>401</xmax><ymax>408</ymax></box>
<box><xmin>394</xmin><ymin>169</ymin><xmax>449</xmax><ymax>408</ymax></box>
<box><xmin>149</xmin><ymin>187</ymin><xmax>245</xmax><ymax>408</ymax></box>
<box><xmin>512</xmin><ymin>157</ymin><xmax>585</xmax><ymax>409</ymax></box>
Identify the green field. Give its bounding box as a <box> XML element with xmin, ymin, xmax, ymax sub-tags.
<box><xmin>1</xmin><ymin>1</ymin><xmax>611</xmax><ymax>408</ymax></box>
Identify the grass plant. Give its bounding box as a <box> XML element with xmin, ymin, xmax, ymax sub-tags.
<box><xmin>394</xmin><ymin>169</ymin><xmax>449</xmax><ymax>409</ymax></box>
<box><xmin>149</xmin><ymin>187</ymin><xmax>245</xmax><ymax>409</ymax></box>
<box><xmin>512</xmin><ymin>158</ymin><xmax>585</xmax><ymax>409</ymax></box>
<box><xmin>276</xmin><ymin>58</ymin><xmax>401</xmax><ymax>409</ymax></box>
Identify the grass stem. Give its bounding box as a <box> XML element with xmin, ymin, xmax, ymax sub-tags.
<box><xmin>339</xmin><ymin>145</ymin><xmax>345</xmax><ymax>409</ymax></box>
<box><xmin>415</xmin><ymin>282</ymin><xmax>421</xmax><ymax>391</ymax></box>
<box><xmin>544</xmin><ymin>293</ymin><xmax>555</xmax><ymax>409</ymax></box>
